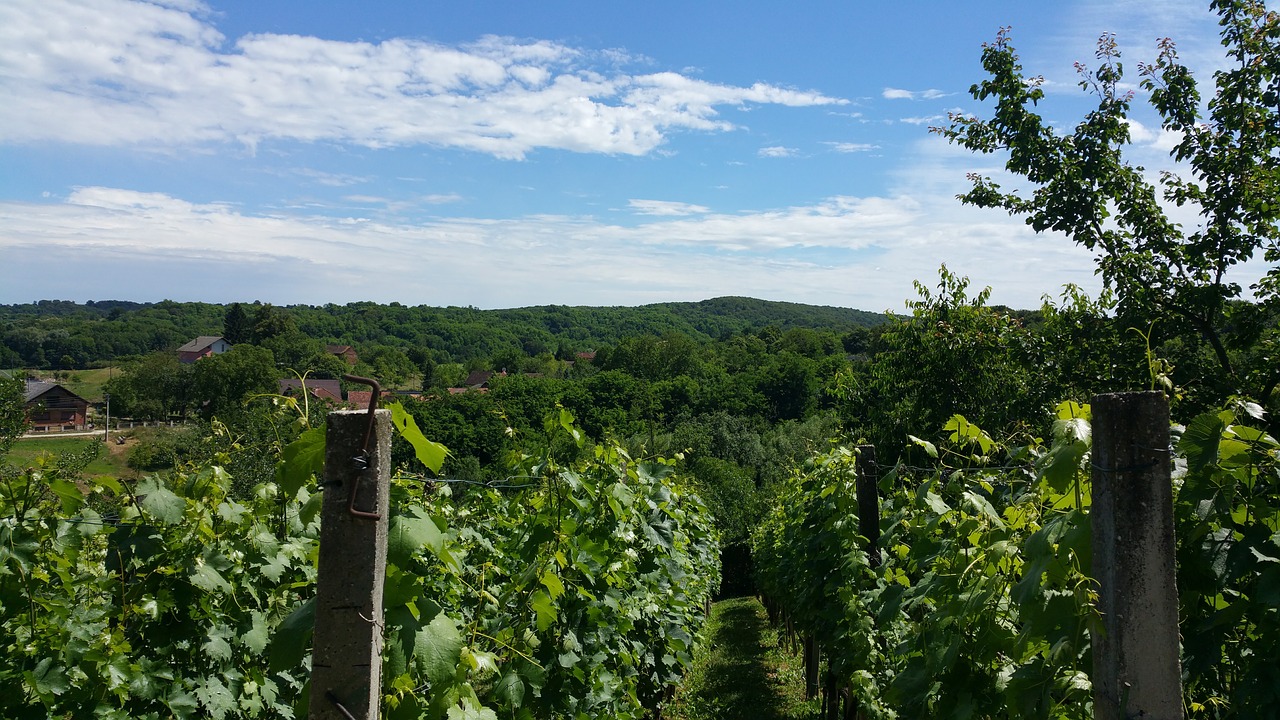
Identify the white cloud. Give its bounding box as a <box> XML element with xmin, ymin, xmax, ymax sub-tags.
<box><xmin>758</xmin><ymin>146</ymin><xmax>797</xmax><ymax>158</ymax></box>
<box><xmin>628</xmin><ymin>200</ymin><xmax>710</xmax><ymax>216</ymax></box>
<box><xmin>826</xmin><ymin>142</ymin><xmax>879</xmax><ymax>153</ymax></box>
<box><xmin>0</xmin><ymin>185</ymin><xmax>1112</xmax><ymax>310</ymax></box>
<box><xmin>0</xmin><ymin>0</ymin><xmax>846</xmax><ymax>159</ymax></box>
<box><xmin>899</xmin><ymin>115</ymin><xmax>945</xmax><ymax>126</ymax></box>
<box><xmin>882</xmin><ymin>87</ymin><xmax>949</xmax><ymax>101</ymax></box>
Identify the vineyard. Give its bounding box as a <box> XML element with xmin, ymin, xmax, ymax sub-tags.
<box><xmin>3</xmin><ymin>382</ymin><xmax>1278</xmax><ymax>719</ymax></box>
<box><xmin>753</xmin><ymin>397</ymin><xmax>1280</xmax><ymax>719</ymax></box>
<box><xmin>4</xmin><ymin>1</ymin><xmax>1280</xmax><ymax>717</ymax></box>
<box><xmin>0</xmin><ymin>400</ymin><xmax>719</xmax><ymax>719</ymax></box>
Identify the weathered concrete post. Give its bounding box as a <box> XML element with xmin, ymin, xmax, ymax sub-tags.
<box><xmin>1090</xmin><ymin>391</ymin><xmax>1182</xmax><ymax>720</ymax></box>
<box><xmin>310</xmin><ymin>408</ymin><xmax>391</xmax><ymax>720</ymax></box>
<box><xmin>855</xmin><ymin>445</ymin><xmax>880</xmax><ymax>569</ymax></box>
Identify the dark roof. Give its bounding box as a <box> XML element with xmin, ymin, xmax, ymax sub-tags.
<box><xmin>24</xmin><ymin>380</ymin><xmax>89</xmax><ymax>406</ymax></box>
<box><xmin>24</xmin><ymin>380</ymin><xmax>58</xmax><ymax>403</ymax></box>
<box><xmin>176</xmin><ymin>336</ymin><xmax>226</xmax><ymax>353</ymax></box>
<box><xmin>462</xmin><ymin>370</ymin><xmax>508</xmax><ymax>388</ymax></box>
<box><xmin>325</xmin><ymin>344</ymin><xmax>354</xmax><ymax>353</ymax></box>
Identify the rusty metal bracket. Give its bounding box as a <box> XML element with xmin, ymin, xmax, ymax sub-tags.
<box><xmin>342</xmin><ymin>374</ymin><xmax>382</xmax><ymax>520</ymax></box>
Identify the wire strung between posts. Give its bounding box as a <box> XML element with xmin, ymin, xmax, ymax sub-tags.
<box><xmin>391</xmin><ymin>474</ymin><xmax>544</xmax><ymax>490</ymax></box>
<box><xmin>1091</xmin><ymin>444</ymin><xmax>1172</xmax><ymax>474</ymax></box>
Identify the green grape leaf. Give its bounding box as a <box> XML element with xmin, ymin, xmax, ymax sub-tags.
<box><xmin>195</xmin><ymin>676</ymin><xmax>235</xmax><ymax>720</ymax></box>
<box><xmin>388</xmin><ymin>513</ymin><xmax>444</xmax><ymax>568</ymax></box>
<box><xmin>1179</xmin><ymin>410</ymin><xmax>1229</xmax><ymax>473</ymax></box>
<box><xmin>908</xmin><ymin>435</ymin><xmax>938</xmax><ymax>459</ymax></box>
<box><xmin>243</xmin><ymin>611</ymin><xmax>271</xmax><ymax>653</ymax></box>
<box><xmin>137</xmin><ymin>476</ymin><xmax>185</xmax><ymax>525</ymax></box>
<box><xmin>924</xmin><ymin>492</ymin><xmax>951</xmax><ymax>516</ymax></box>
<box><xmin>530</xmin><ymin>590</ymin><xmax>556</xmax><ymax>631</ymax></box>
<box><xmin>494</xmin><ymin>672</ymin><xmax>526</xmax><ymax>707</ymax></box>
<box><xmin>167</xmin><ymin>688</ymin><xmax>201</xmax><ymax>720</ymax></box>
<box><xmin>269</xmin><ymin>597</ymin><xmax>315</xmax><ymax>673</ymax></box>
<box><xmin>27</xmin><ymin>658</ymin><xmax>70</xmax><ymax>697</ymax></box>
<box><xmin>279</xmin><ymin>427</ymin><xmax>326</xmax><ymax>499</ymax></box>
<box><xmin>49</xmin><ymin>477</ymin><xmax>86</xmax><ymax>515</ymax></box>
<box><xmin>299</xmin><ymin>488</ymin><xmax>324</xmax><ymax>526</ymax></box>
<box><xmin>540</xmin><ymin>569</ymin><xmax>565</xmax><ymax>600</ymax></box>
<box><xmin>203</xmin><ymin>623</ymin><xmax>234</xmax><ymax>661</ymax></box>
<box><xmin>389</xmin><ymin>402</ymin><xmax>448</xmax><ymax>473</ymax></box>
<box><xmin>190</xmin><ymin>563</ymin><xmax>232</xmax><ymax>595</ymax></box>
<box><xmin>415</xmin><ymin>613</ymin><xmax>464</xmax><ymax>687</ymax></box>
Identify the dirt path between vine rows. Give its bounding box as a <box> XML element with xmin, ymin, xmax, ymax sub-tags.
<box><xmin>665</xmin><ymin>596</ymin><xmax>819</xmax><ymax>720</ymax></box>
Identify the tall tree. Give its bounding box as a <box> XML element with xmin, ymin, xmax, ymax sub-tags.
<box><xmin>937</xmin><ymin>1</ymin><xmax>1280</xmax><ymax>407</ymax></box>
<box><xmin>222</xmin><ymin>302</ymin><xmax>252</xmax><ymax>345</ymax></box>
<box><xmin>250</xmin><ymin>304</ymin><xmax>294</xmax><ymax>344</ymax></box>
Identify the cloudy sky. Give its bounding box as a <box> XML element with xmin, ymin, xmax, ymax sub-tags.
<box><xmin>0</xmin><ymin>0</ymin><xmax>1251</xmax><ymax>311</ymax></box>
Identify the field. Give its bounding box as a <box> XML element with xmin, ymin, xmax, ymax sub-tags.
<box><xmin>7</xmin><ymin>434</ymin><xmax>134</xmax><ymax>480</ymax></box>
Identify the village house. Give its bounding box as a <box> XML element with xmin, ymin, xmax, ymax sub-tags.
<box><xmin>326</xmin><ymin>344</ymin><xmax>358</xmax><ymax>365</ymax></box>
<box><xmin>24</xmin><ymin>380</ymin><xmax>90</xmax><ymax>431</ymax></box>
<box><xmin>176</xmin><ymin>336</ymin><xmax>232</xmax><ymax>363</ymax></box>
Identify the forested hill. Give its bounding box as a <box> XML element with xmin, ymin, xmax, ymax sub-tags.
<box><xmin>0</xmin><ymin>297</ymin><xmax>884</xmax><ymax>368</ymax></box>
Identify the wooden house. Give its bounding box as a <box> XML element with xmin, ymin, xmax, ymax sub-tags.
<box><xmin>24</xmin><ymin>380</ymin><xmax>90</xmax><ymax>431</ymax></box>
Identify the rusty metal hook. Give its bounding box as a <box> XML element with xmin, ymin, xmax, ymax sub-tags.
<box><xmin>342</xmin><ymin>374</ymin><xmax>382</xmax><ymax>520</ymax></box>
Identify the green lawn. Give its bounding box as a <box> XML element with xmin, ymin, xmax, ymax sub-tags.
<box><xmin>7</xmin><ymin>436</ymin><xmax>131</xmax><ymax>479</ymax></box>
<box><xmin>666</xmin><ymin>596</ymin><xmax>821</xmax><ymax>720</ymax></box>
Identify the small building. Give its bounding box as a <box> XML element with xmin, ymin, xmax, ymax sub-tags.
<box><xmin>25</xmin><ymin>380</ymin><xmax>90</xmax><ymax>431</ymax></box>
<box><xmin>326</xmin><ymin>344</ymin><xmax>358</xmax><ymax>366</ymax></box>
<box><xmin>177</xmin><ymin>336</ymin><xmax>232</xmax><ymax>363</ymax></box>
<box><xmin>279</xmin><ymin>378</ymin><xmax>344</xmax><ymax>403</ymax></box>
<box><xmin>464</xmin><ymin>370</ymin><xmax>505</xmax><ymax>387</ymax></box>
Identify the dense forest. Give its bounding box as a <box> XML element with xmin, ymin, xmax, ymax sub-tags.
<box><xmin>0</xmin><ymin>296</ymin><xmax>882</xmax><ymax>370</ymax></box>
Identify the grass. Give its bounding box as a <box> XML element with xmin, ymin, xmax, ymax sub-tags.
<box><xmin>7</xmin><ymin>367</ymin><xmax>119</xmax><ymax>403</ymax></box>
<box><xmin>665</xmin><ymin>596</ymin><xmax>821</xmax><ymax>720</ymax></box>
<box><xmin>7</xmin><ymin>435</ymin><xmax>133</xmax><ymax>480</ymax></box>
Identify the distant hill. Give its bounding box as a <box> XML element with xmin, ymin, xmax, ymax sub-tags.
<box><xmin>0</xmin><ymin>297</ymin><xmax>886</xmax><ymax>369</ymax></box>
<box><xmin>657</xmin><ymin>297</ymin><xmax>882</xmax><ymax>338</ymax></box>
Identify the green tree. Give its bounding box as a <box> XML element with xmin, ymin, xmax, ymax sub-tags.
<box><xmin>260</xmin><ymin>329</ymin><xmax>322</xmax><ymax>372</ymax></box>
<box><xmin>250</xmin><ymin>303</ymin><xmax>294</xmax><ymax>344</ymax></box>
<box><xmin>937</xmin><ymin>2</ymin><xmax>1280</xmax><ymax>409</ymax></box>
<box><xmin>753</xmin><ymin>350</ymin><xmax>819</xmax><ymax>423</ymax></box>
<box><xmin>103</xmin><ymin>352</ymin><xmax>194</xmax><ymax>420</ymax></box>
<box><xmin>222</xmin><ymin>302</ymin><xmax>252</xmax><ymax>344</ymax></box>
<box><xmin>841</xmin><ymin>267</ymin><xmax>1044</xmax><ymax>460</ymax></box>
<box><xmin>191</xmin><ymin>345</ymin><xmax>279</xmax><ymax>420</ymax></box>
<box><xmin>0</xmin><ymin>374</ymin><xmax>27</xmax><ymax>452</ymax></box>
<box><xmin>356</xmin><ymin>346</ymin><xmax>417</xmax><ymax>387</ymax></box>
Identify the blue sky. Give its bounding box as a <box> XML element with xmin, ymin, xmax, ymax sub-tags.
<box><xmin>0</xmin><ymin>0</ymin><xmax>1254</xmax><ymax>311</ymax></box>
